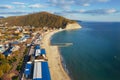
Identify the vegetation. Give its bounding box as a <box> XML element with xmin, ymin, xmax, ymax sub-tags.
<box><xmin>0</xmin><ymin>54</ymin><xmax>11</xmax><ymax>78</ymax></box>
<box><xmin>16</xmin><ymin>58</ymin><xmax>23</xmax><ymax>71</ymax></box>
<box><xmin>24</xmin><ymin>48</ymin><xmax>29</xmax><ymax>54</ymax></box>
<box><xmin>2</xmin><ymin>12</ymin><xmax>76</xmax><ymax>29</ymax></box>
<box><xmin>12</xmin><ymin>76</ymin><xmax>19</xmax><ymax>80</ymax></box>
<box><xmin>0</xmin><ymin>50</ymin><xmax>22</xmax><ymax>78</ymax></box>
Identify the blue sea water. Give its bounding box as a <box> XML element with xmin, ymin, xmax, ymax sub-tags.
<box><xmin>51</xmin><ymin>21</ymin><xmax>120</xmax><ymax>80</ymax></box>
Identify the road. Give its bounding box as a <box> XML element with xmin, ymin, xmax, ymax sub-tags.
<box><xmin>19</xmin><ymin>33</ymin><xmax>41</xmax><ymax>80</ymax></box>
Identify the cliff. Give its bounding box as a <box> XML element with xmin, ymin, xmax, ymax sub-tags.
<box><xmin>66</xmin><ymin>22</ymin><xmax>82</xmax><ymax>30</ymax></box>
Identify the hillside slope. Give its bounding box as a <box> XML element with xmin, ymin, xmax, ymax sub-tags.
<box><xmin>2</xmin><ymin>12</ymin><xmax>78</xmax><ymax>29</ymax></box>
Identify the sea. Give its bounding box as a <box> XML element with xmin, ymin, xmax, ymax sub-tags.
<box><xmin>51</xmin><ymin>21</ymin><xmax>120</xmax><ymax>80</ymax></box>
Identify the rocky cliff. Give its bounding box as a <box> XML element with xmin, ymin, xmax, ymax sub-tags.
<box><xmin>66</xmin><ymin>22</ymin><xmax>82</xmax><ymax>30</ymax></box>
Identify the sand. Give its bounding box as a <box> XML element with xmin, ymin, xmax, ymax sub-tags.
<box><xmin>41</xmin><ymin>30</ymin><xmax>71</xmax><ymax>80</ymax></box>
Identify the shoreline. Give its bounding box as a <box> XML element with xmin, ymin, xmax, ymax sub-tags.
<box><xmin>41</xmin><ymin>29</ymin><xmax>71</xmax><ymax>80</ymax></box>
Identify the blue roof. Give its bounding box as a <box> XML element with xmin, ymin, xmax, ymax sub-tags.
<box><xmin>33</xmin><ymin>62</ymin><xmax>51</xmax><ymax>80</ymax></box>
<box><xmin>33</xmin><ymin>78</ymin><xmax>42</xmax><ymax>80</ymax></box>
<box><xmin>24</xmin><ymin>35</ymin><xmax>30</xmax><ymax>39</ymax></box>
<box><xmin>35</xmin><ymin>45</ymin><xmax>40</xmax><ymax>49</ymax></box>
<box><xmin>41</xmin><ymin>49</ymin><xmax>46</xmax><ymax>55</ymax></box>
<box><xmin>3</xmin><ymin>46</ymin><xmax>13</xmax><ymax>56</ymax></box>
<box><xmin>41</xmin><ymin>62</ymin><xmax>51</xmax><ymax>80</ymax></box>
<box><xmin>11</xmin><ymin>41</ymin><xmax>19</xmax><ymax>44</ymax></box>
<box><xmin>34</xmin><ymin>45</ymin><xmax>41</xmax><ymax>56</ymax></box>
<box><xmin>24</xmin><ymin>63</ymin><xmax>32</xmax><ymax>75</ymax></box>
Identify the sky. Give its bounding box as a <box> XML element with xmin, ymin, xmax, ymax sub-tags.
<box><xmin>0</xmin><ymin>0</ymin><xmax>120</xmax><ymax>22</ymax></box>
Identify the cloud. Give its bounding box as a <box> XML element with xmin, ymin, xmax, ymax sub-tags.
<box><xmin>48</xmin><ymin>0</ymin><xmax>110</xmax><ymax>9</ymax></box>
<box><xmin>54</xmin><ymin>9</ymin><xmax>119</xmax><ymax>16</ymax></box>
<box><xmin>29</xmin><ymin>4</ymin><xmax>46</xmax><ymax>8</ymax></box>
<box><xmin>98</xmin><ymin>0</ymin><xmax>110</xmax><ymax>2</ymax></box>
<box><xmin>12</xmin><ymin>2</ymin><xmax>25</xmax><ymax>5</ymax></box>
<box><xmin>47</xmin><ymin>0</ymin><xmax>74</xmax><ymax>9</ymax></box>
<box><xmin>83</xmin><ymin>9</ymin><xmax>118</xmax><ymax>15</ymax></box>
<box><xmin>82</xmin><ymin>3</ymin><xmax>90</xmax><ymax>6</ymax></box>
<box><xmin>19</xmin><ymin>5</ymin><xmax>26</xmax><ymax>8</ymax></box>
<box><xmin>79</xmin><ymin>9</ymin><xmax>86</xmax><ymax>13</ymax></box>
<box><xmin>0</xmin><ymin>5</ymin><xmax>13</xmax><ymax>9</ymax></box>
<box><xmin>106</xmin><ymin>9</ymin><xmax>117</xmax><ymax>14</ymax></box>
<box><xmin>0</xmin><ymin>11</ymin><xmax>27</xmax><ymax>15</ymax></box>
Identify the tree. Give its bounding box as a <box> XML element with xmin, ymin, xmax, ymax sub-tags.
<box><xmin>2</xmin><ymin>12</ymin><xmax>76</xmax><ymax>29</ymax></box>
<box><xmin>0</xmin><ymin>70</ymin><xmax>3</xmax><ymax>78</ymax></box>
<box><xmin>0</xmin><ymin>54</ymin><xmax>5</xmax><ymax>59</ymax></box>
<box><xmin>2</xmin><ymin>63</ymin><xmax>11</xmax><ymax>73</ymax></box>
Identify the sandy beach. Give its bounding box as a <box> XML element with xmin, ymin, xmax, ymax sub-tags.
<box><xmin>41</xmin><ymin>30</ymin><xmax>71</xmax><ymax>80</ymax></box>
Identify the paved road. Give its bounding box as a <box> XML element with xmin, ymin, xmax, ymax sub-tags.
<box><xmin>19</xmin><ymin>33</ymin><xmax>41</xmax><ymax>80</ymax></box>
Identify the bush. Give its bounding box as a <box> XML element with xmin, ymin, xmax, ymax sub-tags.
<box><xmin>12</xmin><ymin>76</ymin><xmax>19</xmax><ymax>80</ymax></box>
<box><xmin>1</xmin><ymin>63</ymin><xmax>11</xmax><ymax>73</ymax></box>
<box><xmin>0</xmin><ymin>54</ymin><xmax>5</xmax><ymax>59</ymax></box>
<box><xmin>0</xmin><ymin>70</ymin><xmax>3</xmax><ymax>78</ymax></box>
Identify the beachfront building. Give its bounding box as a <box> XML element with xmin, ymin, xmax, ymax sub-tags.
<box><xmin>33</xmin><ymin>61</ymin><xmax>51</xmax><ymax>80</ymax></box>
<box><xmin>41</xmin><ymin>49</ymin><xmax>46</xmax><ymax>55</ymax></box>
<box><xmin>23</xmin><ymin>34</ymin><xmax>51</xmax><ymax>80</ymax></box>
<box><xmin>41</xmin><ymin>49</ymin><xmax>47</xmax><ymax>59</ymax></box>
<box><xmin>24</xmin><ymin>62</ymin><xmax>33</xmax><ymax>78</ymax></box>
<box><xmin>34</xmin><ymin>45</ymin><xmax>41</xmax><ymax>57</ymax></box>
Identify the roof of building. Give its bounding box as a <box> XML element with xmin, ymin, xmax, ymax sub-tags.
<box><xmin>34</xmin><ymin>45</ymin><xmax>41</xmax><ymax>56</ymax></box>
<box><xmin>35</xmin><ymin>45</ymin><xmax>40</xmax><ymax>49</ymax></box>
<box><xmin>41</xmin><ymin>49</ymin><xmax>46</xmax><ymax>55</ymax></box>
<box><xmin>33</xmin><ymin>62</ymin><xmax>42</xmax><ymax>79</ymax></box>
<box><xmin>24</xmin><ymin>62</ymin><xmax>32</xmax><ymax>75</ymax></box>
<box><xmin>41</xmin><ymin>62</ymin><xmax>51</xmax><ymax>80</ymax></box>
<box><xmin>33</xmin><ymin>62</ymin><xmax>51</xmax><ymax>80</ymax></box>
<box><xmin>3</xmin><ymin>46</ymin><xmax>13</xmax><ymax>56</ymax></box>
<box><xmin>35</xmin><ymin>49</ymin><xmax>41</xmax><ymax>56</ymax></box>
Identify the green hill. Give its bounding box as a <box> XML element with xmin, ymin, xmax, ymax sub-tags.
<box><xmin>2</xmin><ymin>12</ymin><xmax>76</xmax><ymax>29</ymax></box>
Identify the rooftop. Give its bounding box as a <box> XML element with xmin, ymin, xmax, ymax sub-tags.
<box><xmin>33</xmin><ymin>61</ymin><xmax>51</xmax><ymax>80</ymax></box>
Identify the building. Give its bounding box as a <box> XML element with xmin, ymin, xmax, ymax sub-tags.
<box><xmin>24</xmin><ymin>62</ymin><xmax>32</xmax><ymax>78</ymax></box>
<box><xmin>41</xmin><ymin>49</ymin><xmax>46</xmax><ymax>55</ymax></box>
<box><xmin>34</xmin><ymin>45</ymin><xmax>41</xmax><ymax>57</ymax></box>
<box><xmin>0</xmin><ymin>45</ymin><xmax>5</xmax><ymax>53</ymax></box>
<box><xmin>3</xmin><ymin>46</ymin><xmax>13</xmax><ymax>56</ymax></box>
<box><xmin>33</xmin><ymin>61</ymin><xmax>51</xmax><ymax>80</ymax></box>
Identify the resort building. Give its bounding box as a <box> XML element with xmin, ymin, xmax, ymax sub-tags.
<box><xmin>24</xmin><ymin>62</ymin><xmax>33</xmax><ymax>78</ymax></box>
<box><xmin>33</xmin><ymin>61</ymin><xmax>51</xmax><ymax>80</ymax></box>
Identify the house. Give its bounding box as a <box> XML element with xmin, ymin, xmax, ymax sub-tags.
<box><xmin>0</xmin><ymin>44</ymin><xmax>5</xmax><ymax>53</ymax></box>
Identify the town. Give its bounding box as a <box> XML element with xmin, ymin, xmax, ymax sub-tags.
<box><xmin>0</xmin><ymin>21</ymin><xmax>51</xmax><ymax>80</ymax></box>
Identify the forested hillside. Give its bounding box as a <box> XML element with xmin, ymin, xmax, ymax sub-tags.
<box><xmin>2</xmin><ymin>12</ymin><xmax>75</xmax><ymax>29</ymax></box>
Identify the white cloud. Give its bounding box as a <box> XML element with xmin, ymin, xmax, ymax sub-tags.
<box><xmin>29</xmin><ymin>4</ymin><xmax>45</xmax><ymax>8</ymax></box>
<box><xmin>81</xmin><ymin>8</ymin><xmax>118</xmax><ymax>15</ymax></box>
<box><xmin>106</xmin><ymin>9</ymin><xmax>117</xmax><ymax>14</ymax></box>
<box><xmin>48</xmin><ymin>0</ymin><xmax>110</xmax><ymax>9</ymax></box>
<box><xmin>0</xmin><ymin>11</ymin><xmax>27</xmax><ymax>14</ymax></box>
<box><xmin>48</xmin><ymin>0</ymin><xmax>75</xmax><ymax>10</ymax></box>
<box><xmin>54</xmin><ymin>8</ymin><xmax>119</xmax><ymax>16</ymax></box>
<box><xmin>50</xmin><ymin>0</ymin><xmax>57</xmax><ymax>4</ymax></box>
<box><xmin>82</xmin><ymin>3</ymin><xmax>90</xmax><ymax>6</ymax></box>
<box><xmin>12</xmin><ymin>2</ymin><xmax>25</xmax><ymax>5</ymax></box>
<box><xmin>79</xmin><ymin>9</ymin><xmax>86</xmax><ymax>13</ymax></box>
<box><xmin>18</xmin><ymin>5</ymin><xmax>26</xmax><ymax>8</ymax></box>
<box><xmin>0</xmin><ymin>5</ymin><xmax>13</xmax><ymax>9</ymax></box>
<box><xmin>98</xmin><ymin>0</ymin><xmax>110</xmax><ymax>2</ymax></box>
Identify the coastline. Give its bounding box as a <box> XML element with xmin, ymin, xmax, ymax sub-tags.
<box><xmin>41</xmin><ymin>29</ymin><xmax>71</xmax><ymax>80</ymax></box>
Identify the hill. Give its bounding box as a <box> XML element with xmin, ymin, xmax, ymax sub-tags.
<box><xmin>1</xmin><ymin>12</ymin><xmax>76</xmax><ymax>29</ymax></box>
